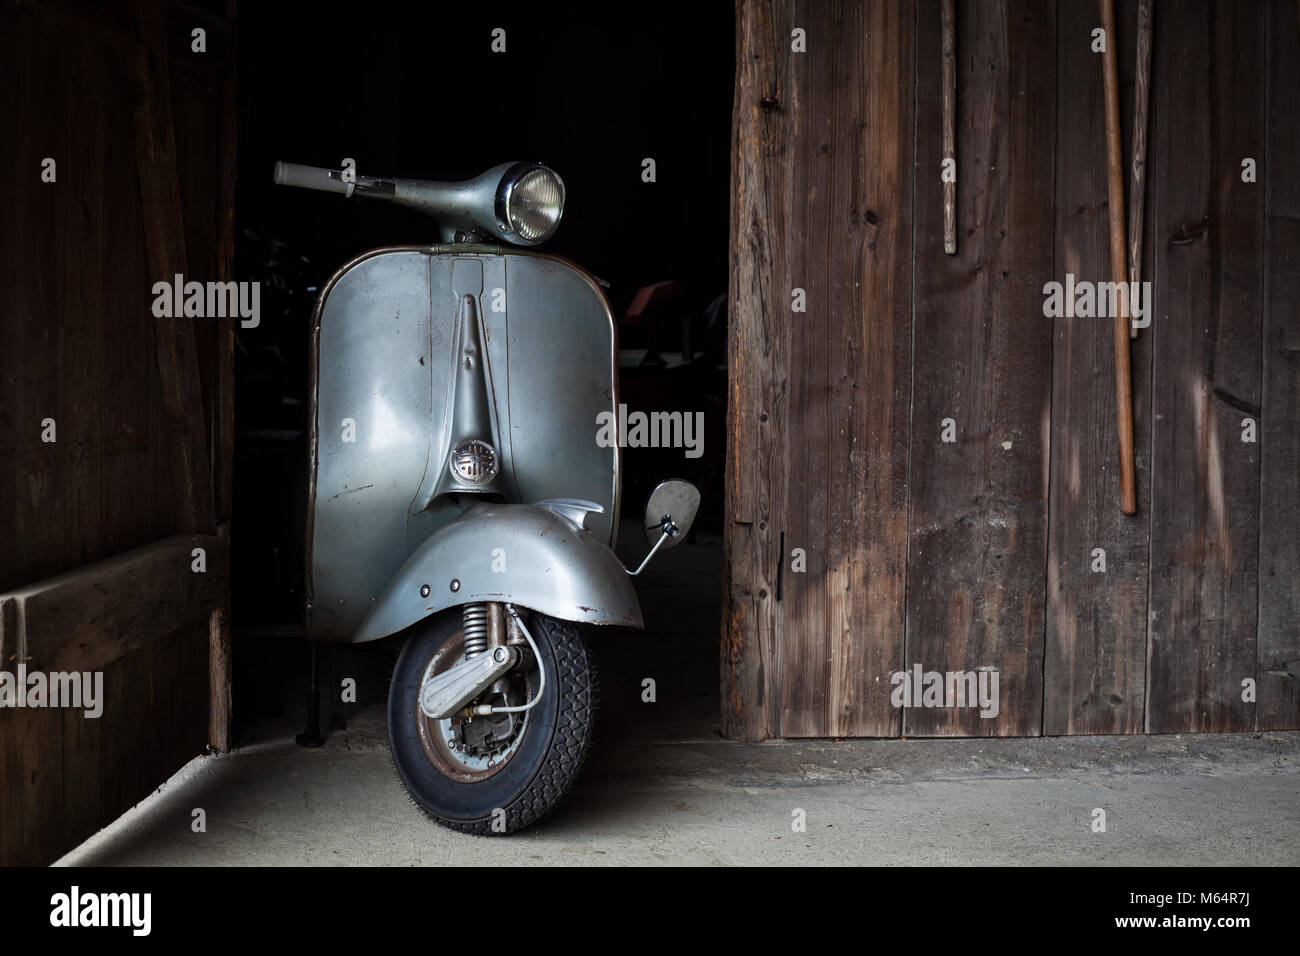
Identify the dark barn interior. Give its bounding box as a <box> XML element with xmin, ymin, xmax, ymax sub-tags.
<box><xmin>229</xmin><ymin>2</ymin><xmax>734</xmax><ymax>742</ymax></box>
<box><xmin>1</xmin><ymin>0</ymin><xmax>1297</xmax><ymax>870</ymax></box>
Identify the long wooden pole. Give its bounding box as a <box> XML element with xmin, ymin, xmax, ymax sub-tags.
<box><xmin>1128</xmin><ymin>0</ymin><xmax>1153</xmax><ymax>340</ymax></box>
<box><xmin>1101</xmin><ymin>0</ymin><xmax>1138</xmax><ymax>514</ymax></box>
<box><xmin>942</xmin><ymin>0</ymin><xmax>956</xmax><ymax>254</ymax></box>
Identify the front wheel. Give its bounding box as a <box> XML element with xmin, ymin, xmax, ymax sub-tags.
<box><xmin>388</xmin><ymin>607</ymin><xmax>596</xmax><ymax>835</ymax></box>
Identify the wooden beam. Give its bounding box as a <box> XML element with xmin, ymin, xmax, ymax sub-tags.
<box><xmin>130</xmin><ymin>0</ymin><xmax>215</xmax><ymax>535</ymax></box>
<box><xmin>208</xmin><ymin>605</ymin><xmax>232</xmax><ymax>752</ymax></box>
<box><xmin>722</xmin><ymin>0</ymin><xmax>789</xmax><ymax>742</ymax></box>
<box><xmin>1257</xmin><ymin>0</ymin><xmax>1300</xmax><ymax>731</ymax></box>
<box><xmin>0</xmin><ymin>534</ymin><xmax>228</xmax><ymax>674</ymax></box>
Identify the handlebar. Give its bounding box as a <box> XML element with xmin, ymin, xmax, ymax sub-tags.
<box><xmin>273</xmin><ymin>161</ymin><xmax>397</xmax><ymax>201</ymax></box>
<box><xmin>272</xmin><ymin>161</ymin><xmax>354</xmax><ymax>195</ymax></box>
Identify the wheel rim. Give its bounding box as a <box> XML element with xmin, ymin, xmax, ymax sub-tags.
<box><xmin>414</xmin><ymin>626</ymin><xmax>533</xmax><ymax>783</ymax></box>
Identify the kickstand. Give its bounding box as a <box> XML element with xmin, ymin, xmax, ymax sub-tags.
<box><xmin>295</xmin><ymin>640</ymin><xmax>325</xmax><ymax>747</ymax></box>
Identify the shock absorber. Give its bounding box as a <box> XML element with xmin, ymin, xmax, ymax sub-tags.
<box><xmin>462</xmin><ymin>602</ymin><xmax>489</xmax><ymax>659</ymax></box>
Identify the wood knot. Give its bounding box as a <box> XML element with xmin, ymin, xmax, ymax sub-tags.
<box><xmin>1170</xmin><ymin>215</ymin><xmax>1210</xmax><ymax>246</ymax></box>
<box><xmin>760</xmin><ymin>95</ymin><xmax>779</xmax><ymax>112</ymax></box>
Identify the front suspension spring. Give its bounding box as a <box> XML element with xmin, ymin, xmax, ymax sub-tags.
<box><xmin>462</xmin><ymin>602</ymin><xmax>489</xmax><ymax>659</ymax></box>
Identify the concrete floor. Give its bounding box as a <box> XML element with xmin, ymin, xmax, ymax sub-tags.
<box><xmin>55</xmin><ymin>715</ymin><xmax>1300</xmax><ymax>866</ymax></box>
<box><xmin>56</xmin><ymin>530</ymin><xmax>1300</xmax><ymax>866</ymax></box>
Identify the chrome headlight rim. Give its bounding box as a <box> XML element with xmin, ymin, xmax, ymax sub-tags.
<box><xmin>494</xmin><ymin>162</ymin><xmax>565</xmax><ymax>246</ymax></box>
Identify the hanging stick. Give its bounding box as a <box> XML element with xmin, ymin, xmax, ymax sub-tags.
<box><xmin>1128</xmin><ymin>0</ymin><xmax>1153</xmax><ymax>339</ymax></box>
<box><xmin>942</xmin><ymin>0</ymin><xmax>956</xmax><ymax>254</ymax></box>
<box><xmin>1101</xmin><ymin>0</ymin><xmax>1138</xmax><ymax>514</ymax></box>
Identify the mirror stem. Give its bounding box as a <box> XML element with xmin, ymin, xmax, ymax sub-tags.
<box><xmin>627</xmin><ymin>529</ymin><xmax>672</xmax><ymax>577</ymax></box>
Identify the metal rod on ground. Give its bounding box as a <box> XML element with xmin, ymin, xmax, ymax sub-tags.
<box><xmin>942</xmin><ymin>0</ymin><xmax>956</xmax><ymax>255</ymax></box>
<box><xmin>1101</xmin><ymin>0</ymin><xmax>1138</xmax><ymax>514</ymax></box>
<box><xmin>1128</xmin><ymin>0</ymin><xmax>1153</xmax><ymax>340</ymax></box>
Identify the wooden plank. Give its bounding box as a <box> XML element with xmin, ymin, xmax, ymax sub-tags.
<box><xmin>1043</xmin><ymin>0</ymin><xmax>1153</xmax><ymax>735</ymax></box>
<box><xmin>1145</xmin><ymin>0</ymin><xmax>1264</xmax><ymax>734</ymax></box>
<box><xmin>1</xmin><ymin>591</ymin><xmax>64</xmax><ymax>866</ymax></box>
<box><xmin>61</xmin><ymin>21</ymin><xmax>107</xmax><ymax>573</ymax></box>
<box><xmin>130</xmin><ymin>0</ymin><xmax>215</xmax><ymax>536</ymax></box>
<box><xmin>777</xmin><ymin>0</ymin><xmax>837</xmax><ymax>738</ymax></box>
<box><xmin>823</xmin><ymin>0</ymin><xmax>912</xmax><ymax>737</ymax></box>
<box><xmin>97</xmin><ymin>622</ymin><xmax>212</xmax><ymax>838</ymax></box>
<box><xmin>736</xmin><ymin>0</ymin><xmax>914</xmax><ymax>738</ymax></box>
<box><xmin>0</xmin><ymin>13</ymin><xmax>161</xmax><ymax>589</ymax></box>
<box><xmin>100</xmin><ymin>29</ymin><xmax>161</xmax><ymax>558</ymax></box>
<box><xmin>1</xmin><ymin>11</ymin><xmax>67</xmax><ymax>590</ymax></box>
<box><xmin>170</xmin><ymin>75</ymin><xmax>218</xmax><ymax>472</ymax></box>
<box><xmin>2</xmin><ymin>11</ymin><xmax>143</xmax><ymax>584</ymax></box>
<box><xmin>905</xmin><ymin>0</ymin><xmax>1055</xmax><ymax>737</ymax></box>
<box><xmin>0</xmin><ymin>599</ymin><xmax>18</xmax><ymax>862</ymax></box>
<box><xmin>2</xmin><ymin>705</ymin><xmax>65</xmax><ymax>866</ymax></box>
<box><xmin>1255</xmin><ymin>0</ymin><xmax>1300</xmax><ymax>731</ymax></box>
<box><xmin>765</xmin><ymin>0</ymin><xmax>912</xmax><ymax>737</ymax></box>
<box><xmin>814</xmin><ymin>0</ymin><xmax>857</xmax><ymax>737</ymax></box>
<box><xmin>0</xmin><ymin>598</ymin><xmax>15</xmax><ymax>667</ymax></box>
<box><xmin>0</xmin><ymin>534</ymin><xmax>228</xmax><ymax>675</ymax></box>
<box><xmin>215</xmin><ymin>0</ymin><xmax>238</xmax><ymax>528</ymax></box>
<box><xmin>722</xmin><ymin>0</ymin><xmax>791</xmax><ymax>741</ymax></box>
<box><xmin>99</xmin><ymin>642</ymin><xmax>155</xmax><ymax>824</ymax></box>
<box><xmin>60</xmin><ymin>686</ymin><xmax>104</xmax><ymax>852</ymax></box>
<box><xmin>154</xmin><ymin>618</ymin><xmax>211</xmax><ymax>768</ymax></box>
<box><xmin>25</xmin><ymin>29</ymin><xmax>119</xmax><ymax>812</ymax></box>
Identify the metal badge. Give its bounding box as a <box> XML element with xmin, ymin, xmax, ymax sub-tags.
<box><xmin>449</xmin><ymin>439</ymin><xmax>499</xmax><ymax>485</ymax></box>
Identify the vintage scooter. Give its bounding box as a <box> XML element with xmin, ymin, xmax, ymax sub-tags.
<box><xmin>274</xmin><ymin>159</ymin><xmax>699</xmax><ymax>834</ymax></box>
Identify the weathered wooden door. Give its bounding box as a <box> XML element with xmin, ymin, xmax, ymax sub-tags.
<box><xmin>0</xmin><ymin>0</ymin><xmax>236</xmax><ymax>864</ymax></box>
<box><xmin>723</xmin><ymin>0</ymin><xmax>1299</xmax><ymax>740</ymax></box>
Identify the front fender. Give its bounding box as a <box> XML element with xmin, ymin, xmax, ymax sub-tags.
<box><xmin>352</xmin><ymin>503</ymin><xmax>643</xmax><ymax>642</ymax></box>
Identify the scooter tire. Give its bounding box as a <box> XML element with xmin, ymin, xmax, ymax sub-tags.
<box><xmin>388</xmin><ymin>609</ymin><xmax>596</xmax><ymax>835</ymax></box>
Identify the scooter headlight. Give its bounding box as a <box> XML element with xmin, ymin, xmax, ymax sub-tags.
<box><xmin>496</xmin><ymin>164</ymin><xmax>565</xmax><ymax>245</ymax></box>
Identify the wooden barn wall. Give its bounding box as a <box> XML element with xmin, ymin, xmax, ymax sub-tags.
<box><xmin>724</xmin><ymin>0</ymin><xmax>1300</xmax><ymax>740</ymax></box>
<box><xmin>0</xmin><ymin>0</ymin><xmax>235</xmax><ymax>864</ymax></box>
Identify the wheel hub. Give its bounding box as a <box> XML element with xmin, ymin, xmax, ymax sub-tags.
<box><xmin>458</xmin><ymin>687</ymin><xmax>519</xmax><ymax>758</ymax></box>
<box><xmin>415</xmin><ymin>628</ymin><xmax>531</xmax><ymax>781</ymax></box>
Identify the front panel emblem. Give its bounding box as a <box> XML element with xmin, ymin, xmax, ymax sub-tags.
<box><xmin>449</xmin><ymin>439</ymin><xmax>499</xmax><ymax>484</ymax></box>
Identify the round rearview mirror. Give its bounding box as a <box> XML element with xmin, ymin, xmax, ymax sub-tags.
<box><xmin>643</xmin><ymin>479</ymin><xmax>701</xmax><ymax>549</ymax></box>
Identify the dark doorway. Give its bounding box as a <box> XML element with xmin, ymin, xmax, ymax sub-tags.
<box><xmin>231</xmin><ymin>2</ymin><xmax>735</xmax><ymax>741</ymax></box>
